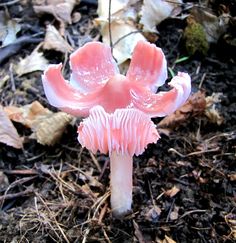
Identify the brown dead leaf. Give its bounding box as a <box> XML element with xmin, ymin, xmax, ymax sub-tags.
<box><xmin>191</xmin><ymin>6</ymin><xmax>230</xmax><ymax>43</ymax></box>
<box><xmin>140</xmin><ymin>0</ymin><xmax>182</xmax><ymax>33</ymax></box>
<box><xmin>0</xmin><ymin>10</ymin><xmax>21</xmax><ymax>47</ymax></box>
<box><xmin>43</xmin><ymin>24</ymin><xmax>73</xmax><ymax>53</ymax></box>
<box><xmin>229</xmin><ymin>174</ymin><xmax>236</xmax><ymax>181</ymax></box>
<box><xmin>33</xmin><ymin>0</ymin><xmax>78</xmax><ymax>25</ymax></box>
<box><xmin>157</xmin><ymin>91</ymin><xmax>206</xmax><ymax>130</ymax></box>
<box><xmin>145</xmin><ymin>205</ymin><xmax>161</xmax><ymax>222</ymax></box>
<box><xmin>0</xmin><ymin>105</ymin><xmax>23</xmax><ymax>149</ymax></box>
<box><xmin>133</xmin><ymin>220</ymin><xmax>145</xmax><ymax>243</ymax></box>
<box><xmin>32</xmin><ymin>112</ymin><xmax>73</xmax><ymax>146</ymax></box>
<box><xmin>100</xmin><ymin>20</ymin><xmax>146</xmax><ymax>64</ymax></box>
<box><xmin>15</xmin><ymin>48</ymin><xmax>48</xmax><ymax>76</ymax></box>
<box><xmin>0</xmin><ymin>171</ymin><xmax>9</xmax><ymax>191</ymax></box>
<box><xmin>161</xmin><ymin>235</ymin><xmax>176</xmax><ymax>243</ymax></box>
<box><xmin>96</xmin><ymin>0</ymin><xmax>146</xmax><ymax>64</ymax></box>
<box><xmin>4</xmin><ymin>101</ymin><xmax>51</xmax><ymax>128</ymax></box>
<box><xmin>4</xmin><ymin>101</ymin><xmax>73</xmax><ymax>146</ymax></box>
<box><xmin>205</xmin><ymin>93</ymin><xmax>223</xmax><ymax>125</ymax></box>
<box><xmin>170</xmin><ymin>206</ymin><xmax>179</xmax><ymax>221</ymax></box>
<box><xmin>165</xmin><ymin>185</ymin><xmax>180</xmax><ymax>197</ymax></box>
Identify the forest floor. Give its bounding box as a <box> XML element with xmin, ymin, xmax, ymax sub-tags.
<box><xmin>0</xmin><ymin>0</ymin><xmax>235</xmax><ymax>242</ymax></box>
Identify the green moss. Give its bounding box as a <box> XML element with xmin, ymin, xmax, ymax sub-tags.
<box><xmin>184</xmin><ymin>19</ymin><xmax>209</xmax><ymax>56</ymax></box>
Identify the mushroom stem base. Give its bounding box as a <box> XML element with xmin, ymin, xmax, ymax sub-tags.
<box><xmin>110</xmin><ymin>151</ymin><xmax>133</xmax><ymax>217</ymax></box>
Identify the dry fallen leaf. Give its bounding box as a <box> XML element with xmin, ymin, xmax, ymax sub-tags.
<box><xmin>33</xmin><ymin>0</ymin><xmax>78</xmax><ymax>25</ymax></box>
<box><xmin>145</xmin><ymin>205</ymin><xmax>162</xmax><ymax>223</ymax></box>
<box><xmin>0</xmin><ymin>10</ymin><xmax>21</xmax><ymax>47</ymax></box>
<box><xmin>161</xmin><ymin>235</ymin><xmax>177</xmax><ymax>243</ymax></box>
<box><xmin>205</xmin><ymin>93</ymin><xmax>223</xmax><ymax>125</ymax></box>
<box><xmin>4</xmin><ymin>101</ymin><xmax>73</xmax><ymax>146</ymax></box>
<box><xmin>32</xmin><ymin>112</ymin><xmax>73</xmax><ymax>146</ymax></box>
<box><xmin>0</xmin><ymin>171</ymin><xmax>9</xmax><ymax>191</ymax></box>
<box><xmin>191</xmin><ymin>6</ymin><xmax>230</xmax><ymax>43</ymax></box>
<box><xmin>97</xmin><ymin>0</ymin><xmax>138</xmax><ymax>21</ymax></box>
<box><xmin>101</xmin><ymin>20</ymin><xmax>146</xmax><ymax>64</ymax></box>
<box><xmin>165</xmin><ymin>185</ymin><xmax>180</xmax><ymax>198</ymax></box>
<box><xmin>170</xmin><ymin>206</ymin><xmax>179</xmax><ymax>220</ymax></box>
<box><xmin>0</xmin><ymin>105</ymin><xmax>23</xmax><ymax>149</ymax></box>
<box><xmin>4</xmin><ymin>101</ymin><xmax>51</xmax><ymax>128</ymax></box>
<box><xmin>43</xmin><ymin>24</ymin><xmax>73</xmax><ymax>53</ymax></box>
<box><xmin>157</xmin><ymin>91</ymin><xmax>207</xmax><ymax>130</ymax></box>
<box><xmin>15</xmin><ymin>48</ymin><xmax>48</xmax><ymax>76</ymax></box>
<box><xmin>229</xmin><ymin>174</ymin><xmax>236</xmax><ymax>181</ymax></box>
<box><xmin>140</xmin><ymin>0</ymin><xmax>182</xmax><ymax>33</ymax></box>
<box><xmin>96</xmin><ymin>0</ymin><xmax>146</xmax><ymax>64</ymax></box>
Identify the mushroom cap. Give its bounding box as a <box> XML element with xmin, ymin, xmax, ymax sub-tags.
<box><xmin>42</xmin><ymin>40</ymin><xmax>191</xmax><ymax>118</ymax></box>
<box><xmin>78</xmin><ymin>106</ymin><xmax>160</xmax><ymax>156</ymax></box>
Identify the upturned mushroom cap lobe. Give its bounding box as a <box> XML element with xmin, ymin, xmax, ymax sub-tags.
<box><xmin>70</xmin><ymin>42</ymin><xmax>119</xmax><ymax>93</ymax></box>
<box><xmin>130</xmin><ymin>72</ymin><xmax>191</xmax><ymax>117</ymax></box>
<box><xmin>42</xmin><ymin>41</ymin><xmax>191</xmax><ymax>118</ymax></box>
<box><xmin>127</xmin><ymin>40</ymin><xmax>167</xmax><ymax>92</ymax></box>
<box><xmin>77</xmin><ymin>106</ymin><xmax>160</xmax><ymax>156</ymax></box>
<box><xmin>42</xmin><ymin>65</ymin><xmax>136</xmax><ymax>116</ymax></box>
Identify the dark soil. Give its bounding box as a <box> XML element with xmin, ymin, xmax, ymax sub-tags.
<box><xmin>0</xmin><ymin>0</ymin><xmax>235</xmax><ymax>242</ymax></box>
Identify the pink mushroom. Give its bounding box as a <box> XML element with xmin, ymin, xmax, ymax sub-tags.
<box><xmin>42</xmin><ymin>40</ymin><xmax>191</xmax><ymax>217</ymax></box>
<box><xmin>42</xmin><ymin>40</ymin><xmax>191</xmax><ymax>118</ymax></box>
<box><xmin>77</xmin><ymin>105</ymin><xmax>160</xmax><ymax>216</ymax></box>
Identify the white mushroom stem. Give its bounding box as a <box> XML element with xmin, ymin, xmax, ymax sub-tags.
<box><xmin>110</xmin><ymin>150</ymin><xmax>133</xmax><ymax>217</ymax></box>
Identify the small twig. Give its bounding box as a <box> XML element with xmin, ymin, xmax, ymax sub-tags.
<box><xmin>102</xmin><ymin>227</ymin><xmax>112</xmax><ymax>243</ymax></box>
<box><xmin>198</xmin><ymin>73</ymin><xmax>206</xmax><ymax>89</ymax></box>
<box><xmin>0</xmin><ymin>189</ymin><xmax>34</xmax><ymax>202</ymax></box>
<box><xmin>112</xmin><ymin>30</ymin><xmax>141</xmax><ymax>48</ymax></box>
<box><xmin>98</xmin><ymin>158</ymin><xmax>109</xmax><ymax>181</ymax></box>
<box><xmin>108</xmin><ymin>0</ymin><xmax>113</xmax><ymax>53</ymax></box>
<box><xmin>9</xmin><ymin>63</ymin><xmax>16</xmax><ymax>91</ymax></box>
<box><xmin>168</xmin><ymin>147</ymin><xmax>220</xmax><ymax>158</ymax></box>
<box><xmin>36</xmin><ymin>193</ymin><xmax>70</xmax><ymax>243</ymax></box>
<box><xmin>0</xmin><ymin>0</ymin><xmax>20</xmax><ymax>6</ymax></box>
<box><xmin>166</xmin><ymin>198</ymin><xmax>175</xmax><ymax>222</ymax></box>
<box><xmin>179</xmin><ymin>209</ymin><xmax>207</xmax><ymax>219</ymax></box>
<box><xmin>4</xmin><ymin>169</ymin><xmax>38</xmax><ymax>175</ymax></box>
<box><xmin>89</xmin><ymin>151</ymin><xmax>102</xmax><ymax>172</ymax></box>
<box><xmin>133</xmin><ymin>220</ymin><xmax>146</xmax><ymax>243</ymax></box>
<box><xmin>98</xmin><ymin>203</ymin><xmax>108</xmax><ymax>224</ymax></box>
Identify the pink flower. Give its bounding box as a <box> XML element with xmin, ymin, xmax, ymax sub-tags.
<box><xmin>42</xmin><ymin>40</ymin><xmax>191</xmax><ymax>117</ymax></box>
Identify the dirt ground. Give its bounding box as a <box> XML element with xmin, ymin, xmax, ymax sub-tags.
<box><xmin>0</xmin><ymin>0</ymin><xmax>235</xmax><ymax>242</ymax></box>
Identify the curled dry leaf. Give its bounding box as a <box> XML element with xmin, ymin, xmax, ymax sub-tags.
<box><xmin>165</xmin><ymin>185</ymin><xmax>180</xmax><ymax>198</ymax></box>
<box><xmin>101</xmin><ymin>20</ymin><xmax>146</xmax><ymax>64</ymax></box>
<box><xmin>205</xmin><ymin>92</ymin><xmax>223</xmax><ymax>125</ymax></box>
<box><xmin>0</xmin><ymin>105</ymin><xmax>23</xmax><ymax>149</ymax></box>
<box><xmin>96</xmin><ymin>0</ymin><xmax>146</xmax><ymax>64</ymax></box>
<box><xmin>43</xmin><ymin>24</ymin><xmax>73</xmax><ymax>53</ymax></box>
<box><xmin>157</xmin><ymin>91</ymin><xmax>207</xmax><ymax>130</ymax></box>
<box><xmin>33</xmin><ymin>0</ymin><xmax>78</xmax><ymax>25</ymax></box>
<box><xmin>145</xmin><ymin>205</ymin><xmax>161</xmax><ymax>223</ymax></box>
<box><xmin>0</xmin><ymin>10</ymin><xmax>21</xmax><ymax>47</ymax></box>
<box><xmin>4</xmin><ymin>101</ymin><xmax>73</xmax><ymax>145</ymax></box>
<box><xmin>4</xmin><ymin>101</ymin><xmax>51</xmax><ymax>128</ymax></box>
<box><xmin>0</xmin><ymin>171</ymin><xmax>9</xmax><ymax>191</ymax></box>
<box><xmin>97</xmin><ymin>0</ymin><xmax>138</xmax><ymax>21</ymax></box>
<box><xmin>15</xmin><ymin>48</ymin><xmax>48</xmax><ymax>76</ymax></box>
<box><xmin>170</xmin><ymin>206</ymin><xmax>179</xmax><ymax>220</ymax></box>
<box><xmin>32</xmin><ymin>112</ymin><xmax>73</xmax><ymax>146</ymax></box>
<box><xmin>161</xmin><ymin>235</ymin><xmax>177</xmax><ymax>243</ymax></box>
<box><xmin>140</xmin><ymin>0</ymin><xmax>182</xmax><ymax>33</ymax></box>
<box><xmin>191</xmin><ymin>6</ymin><xmax>230</xmax><ymax>43</ymax></box>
